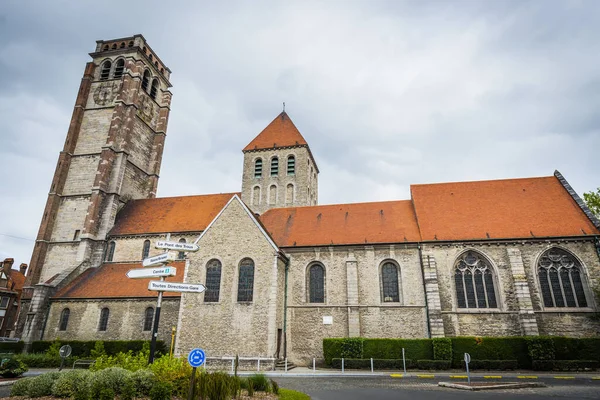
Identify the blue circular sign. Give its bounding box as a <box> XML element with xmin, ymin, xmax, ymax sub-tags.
<box><xmin>188</xmin><ymin>348</ymin><xmax>205</xmax><ymax>367</ymax></box>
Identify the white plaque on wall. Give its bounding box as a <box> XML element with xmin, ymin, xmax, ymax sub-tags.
<box><xmin>323</xmin><ymin>316</ymin><xmax>333</xmax><ymax>325</ymax></box>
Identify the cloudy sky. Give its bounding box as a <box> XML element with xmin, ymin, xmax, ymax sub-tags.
<box><xmin>1</xmin><ymin>0</ymin><xmax>599</xmax><ymax>267</ymax></box>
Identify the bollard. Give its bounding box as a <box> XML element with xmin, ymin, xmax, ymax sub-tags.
<box><xmin>402</xmin><ymin>348</ymin><xmax>407</xmax><ymax>376</ymax></box>
<box><xmin>370</xmin><ymin>358</ymin><xmax>374</xmax><ymax>373</ymax></box>
<box><xmin>313</xmin><ymin>358</ymin><xmax>316</xmax><ymax>372</ymax></box>
<box><xmin>257</xmin><ymin>358</ymin><xmax>261</xmax><ymax>371</ymax></box>
<box><xmin>231</xmin><ymin>359</ymin><xmax>234</xmax><ymax>374</ymax></box>
<box><xmin>285</xmin><ymin>358</ymin><xmax>288</xmax><ymax>372</ymax></box>
<box><xmin>342</xmin><ymin>358</ymin><xmax>345</xmax><ymax>373</ymax></box>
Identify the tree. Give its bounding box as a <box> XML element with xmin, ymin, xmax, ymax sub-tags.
<box><xmin>583</xmin><ymin>188</ymin><xmax>600</xmax><ymax>218</ymax></box>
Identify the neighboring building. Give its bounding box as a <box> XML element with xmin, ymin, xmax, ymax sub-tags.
<box><xmin>17</xmin><ymin>35</ymin><xmax>600</xmax><ymax>366</ymax></box>
<box><xmin>0</xmin><ymin>259</ymin><xmax>27</xmax><ymax>337</ymax></box>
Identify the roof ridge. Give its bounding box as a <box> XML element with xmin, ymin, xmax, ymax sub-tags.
<box><xmin>410</xmin><ymin>175</ymin><xmax>554</xmax><ymax>188</ymax></box>
<box><xmin>261</xmin><ymin>199</ymin><xmax>413</xmax><ymax>214</ymax></box>
<box><xmin>125</xmin><ymin>192</ymin><xmax>240</xmax><ymax>203</ymax></box>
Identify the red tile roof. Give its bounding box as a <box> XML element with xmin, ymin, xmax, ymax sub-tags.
<box><xmin>243</xmin><ymin>112</ymin><xmax>308</xmax><ymax>152</ymax></box>
<box><xmin>410</xmin><ymin>176</ymin><xmax>600</xmax><ymax>241</ymax></box>
<box><xmin>110</xmin><ymin>193</ymin><xmax>238</xmax><ymax>235</ymax></box>
<box><xmin>53</xmin><ymin>262</ymin><xmax>186</xmax><ymax>299</ymax></box>
<box><xmin>259</xmin><ymin>200</ymin><xmax>422</xmax><ymax>247</ymax></box>
<box><xmin>10</xmin><ymin>270</ymin><xmax>25</xmax><ymax>291</ymax></box>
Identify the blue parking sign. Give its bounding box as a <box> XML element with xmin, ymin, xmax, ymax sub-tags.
<box><xmin>188</xmin><ymin>348</ymin><xmax>205</xmax><ymax>367</ymax></box>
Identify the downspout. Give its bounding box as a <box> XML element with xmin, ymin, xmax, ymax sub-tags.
<box><xmin>281</xmin><ymin>252</ymin><xmax>290</xmax><ymax>359</ymax></box>
<box><xmin>418</xmin><ymin>244</ymin><xmax>432</xmax><ymax>339</ymax></box>
<box><xmin>39</xmin><ymin>302</ymin><xmax>51</xmax><ymax>341</ymax></box>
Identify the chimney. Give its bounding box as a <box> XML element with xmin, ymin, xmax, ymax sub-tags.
<box><xmin>20</xmin><ymin>263</ymin><xmax>27</xmax><ymax>276</ymax></box>
<box><xmin>3</xmin><ymin>258</ymin><xmax>14</xmax><ymax>270</ymax></box>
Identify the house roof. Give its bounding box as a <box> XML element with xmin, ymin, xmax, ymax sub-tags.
<box><xmin>410</xmin><ymin>175</ymin><xmax>600</xmax><ymax>241</ymax></box>
<box><xmin>110</xmin><ymin>193</ymin><xmax>238</xmax><ymax>235</ymax></box>
<box><xmin>259</xmin><ymin>200</ymin><xmax>422</xmax><ymax>247</ymax></box>
<box><xmin>243</xmin><ymin>112</ymin><xmax>308</xmax><ymax>152</ymax></box>
<box><xmin>53</xmin><ymin>262</ymin><xmax>185</xmax><ymax>299</ymax></box>
<box><xmin>10</xmin><ymin>270</ymin><xmax>25</xmax><ymax>291</ymax></box>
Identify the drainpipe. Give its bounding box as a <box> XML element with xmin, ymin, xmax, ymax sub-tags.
<box><xmin>281</xmin><ymin>251</ymin><xmax>290</xmax><ymax>359</ymax></box>
<box><xmin>594</xmin><ymin>236</ymin><xmax>600</xmax><ymax>262</ymax></box>
<box><xmin>418</xmin><ymin>244</ymin><xmax>432</xmax><ymax>338</ymax></box>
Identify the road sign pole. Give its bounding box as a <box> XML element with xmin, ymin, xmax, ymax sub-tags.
<box><xmin>187</xmin><ymin>366</ymin><xmax>197</xmax><ymax>400</ymax></box>
<box><xmin>148</xmin><ymin>276</ymin><xmax>165</xmax><ymax>364</ymax></box>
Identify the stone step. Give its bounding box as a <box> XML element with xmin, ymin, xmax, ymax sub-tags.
<box><xmin>275</xmin><ymin>360</ymin><xmax>297</xmax><ymax>370</ymax></box>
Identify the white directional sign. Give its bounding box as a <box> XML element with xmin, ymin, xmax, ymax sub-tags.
<box><xmin>148</xmin><ymin>281</ymin><xmax>206</xmax><ymax>293</ymax></box>
<box><xmin>127</xmin><ymin>266</ymin><xmax>177</xmax><ymax>279</ymax></box>
<box><xmin>142</xmin><ymin>252</ymin><xmax>175</xmax><ymax>267</ymax></box>
<box><xmin>155</xmin><ymin>241</ymin><xmax>199</xmax><ymax>252</ymax></box>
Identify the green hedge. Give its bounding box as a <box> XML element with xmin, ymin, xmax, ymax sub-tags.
<box><xmin>416</xmin><ymin>360</ymin><xmax>452</xmax><ymax>370</ymax></box>
<box><xmin>0</xmin><ymin>341</ymin><xmax>24</xmax><ymax>353</ymax></box>
<box><xmin>30</xmin><ymin>340</ymin><xmax>166</xmax><ymax>357</ymax></box>
<box><xmin>551</xmin><ymin>338</ymin><xmax>600</xmax><ymax>361</ymax></box>
<box><xmin>532</xmin><ymin>360</ymin><xmax>599</xmax><ymax>371</ymax></box>
<box><xmin>432</xmin><ymin>338</ymin><xmax>452</xmax><ymax>361</ymax></box>
<box><xmin>451</xmin><ymin>337</ymin><xmax>530</xmax><ymax>368</ymax></box>
<box><xmin>331</xmin><ymin>358</ymin><xmax>416</xmax><ymax>369</ymax></box>
<box><xmin>362</xmin><ymin>339</ymin><xmax>432</xmax><ymax>361</ymax></box>
<box><xmin>468</xmin><ymin>360</ymin><xmax>518</xmax><ymax>370</ymax></box>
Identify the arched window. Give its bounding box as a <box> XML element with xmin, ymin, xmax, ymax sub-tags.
<box><xmin>105</xmin><ymin>241</ymin><xmax>116</xmax><ymax>262</ymax></box>
<box><xmin>454</xmin><ymin>251</ymin><xmax>497</xmax><ymax>309</ymax></box>
<box><xmin>142</xmin><ymin>240</ymin><xmax>150</xmax><ymax>259</ymax></box>
<box><xmin>98</xmin><ymin>308</ymin><xmax>110</xmax><ymax>331</ymax></box>
<box><xmin>149</xmin><ymin>54</ymin><xmax>153</xmax><ymax>61</ymax></box>
<box><xmin>150</xmin><ymin>78</ymin><xmax>159</xmax><ymax>100</ymax></box>
<box><xmin>269</xmin><ymin>185</ymin><xmax>277</xmax><ymax>205</ymax></box>
<box><xmin>143</xmin><ymin>307</ymin><xmax>154</xmax><ymax>331</ymax></box>
<box><xmin>100</xmin><ymin>60</ymin><xmax>112</xmax><ymax>80</ymax></box>
<box><xmin>270</xmin><ymin>157</ymin><xmax>279</xmax><ymax>176</ymax></box>
<box><xmin>204</xmin><ymin>259</ymin><xmax>222</xmax><ymax>302</ymax></box>
<box><xmin>286</xmin><ymin>184</ymin><xmax>294</xmax><ymax>204</ymax></box>
<box><xmin>119</xmin><ymin>42</ymin><xmax>126</xmax><ymax>48</ymax></box>
<box><xmin>141</xmin><ymin>70</ymin><xmax>151</xmax><ymax>92</ymax></box>
<box><xmin>252</xmin><ymin>186</ymin><xmax>261</xmax><ymax>205</ymax></box>
<box><xmin>254</xmin><ymin>158</ymin><xmax>263</xmax><ymax>178</ymax></box>
<box><xmin>381</xmin><ymin>262</ymin><xmax>400</xmax><ymax>302</ymax></box>
<box><xmin>538</xmin><ymin>248</ymin><xmax>588</xmax><ymax>308</ymax></box>
<box><xmin>111</xmin><ymin>43</ymin><xmax>117</xmax><ymax>50</ymax></box>
<box><xmin>308</xmin><ymin>263</ymin><xmax>325</xmax><ymax>303</ymax></box>
<box><xmin>177</xmin><ymin>238</ymin><xmax>187</xmax><ymax>260</ymax></box>
<box><xmin>287</xmin><ymin>155</ymin><xmax>295</xmax><ymax>175</ymax></box>
<box><xmin>128</xmin><ymin>41</ymin><xmax>134</xmax><ymax>47</ymax></box>
<box><xmin>103</xmin><ymin>44</ymin><xmax>109</xmax><ymax>51</ymax></box>
<box><xmin>114</xmin><ymin>59</ymin><xmax>125</xmax><ymax>79</ymax></box>
<box><xmin>59</xmin><ymin>308</ymin><xmax>70</xmax><ymax>331</ymax></box>
<box><xmin>237</xmin><ymin>258</ymin><xmax>255</xmax><ymax>302</ymax></box>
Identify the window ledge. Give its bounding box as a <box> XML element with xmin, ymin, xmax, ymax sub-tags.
<box><xmin>535</xmin><ymin>308</ymin><xmax>596</xmax><ymax>313</ymax></box>
<box><xmin>445</xmin><ymin>309</ymin><xmax>511</xmax><ymax>315</ymax></box>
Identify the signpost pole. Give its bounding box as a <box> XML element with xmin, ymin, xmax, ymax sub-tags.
<box><xmin>187</xmin><ymin>366</ymin><xmax>197</xmax><ymax>400</ymax></box>
<box><xmin>464</xmin><ymin>353</ymin><xmax>471</xmax><ymax>385</ymax></box>
<box><xmin>148</xmin><ymin>275</ymin><xmax>165</xmax><ymax>364</ymax></box>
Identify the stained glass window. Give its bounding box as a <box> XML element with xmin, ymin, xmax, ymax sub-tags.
<box><xmin>205</xmin><ymin>259</ymin><xmax>222</xmax><ymax>302</ymax></box>
<box><xmin>454</xmin><ymin>251</ymin><xmax>497</xmax><ymax>309</ymax></box>
<box><xmin>59</xmin><ymin>308</ymin><xmax>70</xmax><ymax>331</ymax></box>
<box><xmin>537</xmin><ymin>248</ymin><xmax>588</xmax><ymax>308</ymax></box>
<box><xmin>98</xmin><ymin>308</ymin><xmax>110</xmax><ymax>331</ymax></box>
<box><xmin>143</xmin><ymin>307</ymin><xmax>154</xmax><ymax>331</ymax></box>
<box><xmin>381</xmin><ymin>262</ymin><xmax>400</xmax><ymax>302</ymax></box>
<box><xmin>308</xmin><ymin>264</ymin><xmax>325</xmax><ymax>303</ymax></box>
<box><xmin>237</xmin><ymin>258</ymin><xmax>254</xmax><ymax>302</ymax></box>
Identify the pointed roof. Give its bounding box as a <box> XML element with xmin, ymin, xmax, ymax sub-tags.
<box><xmin>243</xmin><ymin>112</ymin><xmax>308</xmax><ymax>152</ymax></box>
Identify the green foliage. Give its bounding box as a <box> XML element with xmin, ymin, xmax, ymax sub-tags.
<box><xmin>270</xmin><ymin>378</ymin><xmax>280</xmax><ymax>395</ymax></box>
<box><xmin>583</xmin><ymin>188</ymin><xmax>600</xmax><ymax>217</ymax></box>
<box><xmin>26</xmin><ymin>371</ymin><xmax>62</xmax><ymax>398</ymax></box>
<box><xmin>91</xmin><ymin>367</ymin><xmax>130</xmax><ymax>395</ymax></box>
<box><xmin>150</xmin><ymin>381</ymin><xmax>173</xmax><ymax>400</ymax></box>
<box><xmin>15</xmin><ymin>353</ymin><xmax>74</xmax><ymax>368</ymax></box>
<box><xmin>278</xmin><ymin>388</ymin><xmax>311</xmax><ymax>400</ymax></box>
<box><xmin>526</xmin><ymin>337</ymin><xmax>555</xmax><ymax>361</ymax></box>
<box><xmin>10</xmin><ymin>377</ymin><xmax>32</xmax><ymax>396</ymax></box>
<box><xmin>0</xmin><ymin>341</ymin><xmax>24</xmax><ymax>353</ymax></box>
<box><xmin>331</xmin><ymin>358</ymin><xmax>416</xmax><ymax>369</ymax></box>
<box><xmin>248</xmin><ymin>373</ymin><xmax>271</xmax><ymax>392</ymax></box>
<box><xmin>121</xmin><ymin>375</ymin><xmax>137</xmax><ymax>400</ymax></box>
<box><xmin>91</xmin><ymin>347</ymin><xmax>150</xmax><ymax>372</ymax></box>
<box><xmin>31</xmin><ymin>339</ymin><xmax>165</xmax><ymax>358</ymax></box>
<box><xmin>362</xmin><ymin>338</ymin><xmax>433</xmax><ymax>361</ymax></box>
<box><xmin>416</xmin><ymin>360</ymin><xmax>452</xmax><ymax>370</ymax></box>
<box><xmin>247</xmin><ymin>378</ymin><xmax>255</xmax><ymax>396</ymax></box>
<box><xmin>451</xmin><ymin>337</ymin><xmax>530</xmax><ymax>368</ymax></box>
<box><xmin>468</xmin><ymin>360</ymin><xmax>518</xmax><ymax>370</ymax></box>
<box><xmin>552</xmin><ymin>337</ymin><xmax>600</xmax><ymax>361</ymax></box>
<box><xmin>45</xmin><ymin>339</ymin><xmax>62</xmax><ymax>358</ymax></box>
<box><xmin>533</xmin><ymin>360</ymin><xmax>599</xmax><ymax>371</ymax></box>
<box><xmin>51</xmin><ymin>370</ymin><xmax>91</xmax><ymax>398</ymax></box>
<box><xmin>150</xmin><ymin>355</ymin><xmax>192</xmax><ymax>396</ymax></box>
<box><xmin>323</xmin><ymin>338</ymin><xmax>344</xmax><ymax>365</ymax></box>
<box><xmin>130</xmin><ymin>368</ymin><xmax>156</xmax><ymax>396</ymax></box>
<box><xmin>432</xmin><ymin>338</ymin><xmax>452</xmax><ymax>361</ymax></box>
<box><xmin>207</xmin><ymin>371</ymin><xmax>233</xmax><ymax>400</ymax></box>
<box><xmin>0</xmin><ymin>357</ymin><xmax>28</xmax><ymax>377</ymax></box>
<box><xmin>90</xmin><ymin>341</ymin><xmax>107</xmax><ymax>358</ymax></box>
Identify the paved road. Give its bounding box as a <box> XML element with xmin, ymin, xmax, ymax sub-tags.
<box><xmin>272</xmin><ymin>376</ymin><xmax>600</xmax><ymax>400</ymax></box>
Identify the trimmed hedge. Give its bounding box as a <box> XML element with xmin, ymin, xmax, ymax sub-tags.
<box><xmin>552</xmin><ymin>337</ymin><xmax>600</xmax><ymax>362</ymax></box>
<box><xmin>416</xmin><ymin>360</ymin><xmax>452</xmax><ymax>370</ymax></box>
<box><xmin>31</xmin><ymin>340</ymin><xmax>166</xmax><ymax>357</ymax></box>
<box><xmin>362</xmin><ymin>339</ymin><xmax>432</xmax><ymax>361</ymax></box>
<box><xmin>468</xmin><ymin>360</ymin><xmax>518</xmax><ymax>370</ymax></box>
<box><xmin>0</xmin><ymin>341</ymin><xmax>24</xmax><ymax>353</ymax></box>
<box><xmin>532</xmin><ymin>360</ymin><xmax>599</xmax><ymax>371</ymax></box>
<box><xmin>331</xmin><ymin>358</ymin><xmax>416</xmax><ymax>369</ymax></box>
<box><xmin>451</xmin><ymin>337</ymin><xmax>530</xmax><ymax>368</ymax></box>
<box><xmin>432</xmin><ymin>338</ymin><xmax>452</xmax><ymax>361</ymax></box>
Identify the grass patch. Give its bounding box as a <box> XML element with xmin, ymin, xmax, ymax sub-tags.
<box><xmin>279</xmin><ymin>388</ymin><xmax>311</xmax><ymax>399</ymax></box>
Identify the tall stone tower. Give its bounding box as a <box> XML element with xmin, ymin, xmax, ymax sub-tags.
<box><xmin>241</xmin><ymin>111</ymin><xmax>319</xmax><ymax>214</ymax></box>
<box><xmin>17</xmin><ymin>35</ymin><xmax>172</xmax><ymax>343</ymax></box>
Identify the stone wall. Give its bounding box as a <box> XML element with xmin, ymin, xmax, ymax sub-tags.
<box><xmin>62</xmin><ymin>156</ymin><xmax>100</xmax><ymax>195</ymax></box>
<box><xmin>108</xmin><ymin>234</ymin><xmax>200</xmax><ymax>263</ymax></box>
<box><xmin>73</xmin><ymin>108</ymin><xmax>114</xmax><ymax>154</ymax></box>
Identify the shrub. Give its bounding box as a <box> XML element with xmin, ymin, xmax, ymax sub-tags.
<box><xmin>206</xmin><ymin>371</ymin><xmax>232</xmax><ymax>400</ymax></box>
<box><xmin>248</xmin><ymin>373</ymin><xmax>271</xmax><ymax>392</ymax></box>
<box><xmin>532</xmin><ymin>360</ymin><xmax>599</xmax><ymax>371</ymax></box>
<box><xmin>91</xmin><ymin>367</ymin><xmax>130</xmax><ymax>395</ymax></box>
<box><xmin>247</xmin><ymin>379</ymin><xmax>255</xmax><ymax>396</ymax></box>
<box><xmin>16</xmin><ymin>353</ymin><xmax>74</xmax><ymax>368</ymax></box>
<box><xmin>271</xmin><ymin>378</ymin><xmax>280</xmax><ymax>395</ymax></box>
<box><xmin>130</xmin><ymin>368</ymin><xmax>156</xmax><ymax>396</ymax></box>
<box><xmin>451</xmin><ymin>337</ymin><xmax>530</xmax><ymax>368</ymax></box>
<box><xmin>468</xmin><ymin>360</ymin><xmax>518</xmax><ymax>370</ymax></box>
<box><xmin>150</xmin><ymin>355</ymin><xmax>192</xmax><ymax>396</ymax></box>
<box><xmin>362</xmin><ymin>338</ymin><xmax>432</xmax><ymax>361</ymax></box>
<box><xmin>527</xmin><ymin>337</ymin><xmax>555</xmax><ymax>361</ymax></box>
<box><xmin>416</xmin><ymin>360</ymin><xmax>451</xmax><ymax>370</ymax></box>
<box><xmin>0</xmin><ymin>341</ymin><xmax>24</xmax><ymax>353</ymax></box>
<box><xmin>27</xmin><ymin>372</ymin><xmax>62</xmax><ymax>398</ymax></box>
<box><xmin>121</xmin><ymin>375</ymin><xmax>137</xmax><ymax>400</ymax></box>
<box><xmin>51</xmin><ymin>370</ymin><xmax>91</xmax><ymax>397</ymax></box>
<box><xmin>90</xmin><ymin>341</ymin><xmax>107</xmax><ymax>358</ymax></box>
<box><xmin>91</xmin><ymin>348</ymin><xmax>149</xmax><ymax>372</ymax></box>
<box><xmin>552</xmin><ymin>337</ymin><xmax>600</xmax><ymax>361</ymax></box>
<box><xmin>10</xmin><ymin>377</ymin><xmax>32</xmax><ymax>396</ymax></box>
<box><xmin>323</xmin><ymin>338</ymin><xmax>365</xmax><ymax>365</ymax></box>
<box><xmin>31</xmin><ymin>339</ymin><xmax>166</xmax><ymax>358</ymax></box>
<box><xmin>150</xmin><ymin>381</ymin><xmax>173</xmax><ymax>400</ymax></box>
<box><xmin>432</xmin><ymin>338</ymin><xmax>452</xmax><ymax>361</ymax></box>
<box><xmin>331</xmin><ymin>358</ymin><xmax>416</xmax><ymax>370</ymax></box>
<box><xmin>0</xmin><ymin>357</ymin><xmax>28</xmax><ymax>377</ymax></box>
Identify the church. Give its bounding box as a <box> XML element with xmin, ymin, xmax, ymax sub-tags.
<box><xmin>15</xmin><ymin>35</ymin><xmax>600</xmax><ymax>366</ymax></box>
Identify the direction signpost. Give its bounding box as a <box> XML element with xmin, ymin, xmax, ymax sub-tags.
<box><xmin>148</xmin><ymin>281</ymin><xmax>205</xmax><ymax>293</ymax></box>
<box><xmin>142</xmin><ymin>252</ymin><xmax>175</xmax><ymax>267</ymax></box>
<box><xmin>155</xmin><ymin>241</ymin><xmax>199</xmax><ymax>252</ymax></box>
<box><xmin>126</xmin><ymin>266</ymin><xmax>176</xmax><ymax>279</ymax></box>
<box><xmin>464</xmin><ymin>353</ymin><xmax>471</xmax><ymax>384</ymax></box>
<box><xmin>187</xmin><ymin>348</ymin><xmax>206</xmax><ymax>400</ymax></box>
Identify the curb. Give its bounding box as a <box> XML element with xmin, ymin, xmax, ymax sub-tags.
<box><xmin>438</xmin><ymin>382</ymin><xmax>546</xmax><ymax>391</ymax></box>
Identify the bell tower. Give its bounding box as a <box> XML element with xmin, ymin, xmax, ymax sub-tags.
<box><xmin>17</xmin><ymin>35</ymin><xmax>173</xmax><ymax>343</ymax></box>
<box><xmin>241</xmin><ymin>111</ymin><xmax>319</xmax><ymax>214</ymax></box>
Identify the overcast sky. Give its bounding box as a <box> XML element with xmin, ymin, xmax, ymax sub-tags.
<box><xmin>1</xmin><ymin>0</ymin><xmax>599</xmax><ymax>267</ymax></box>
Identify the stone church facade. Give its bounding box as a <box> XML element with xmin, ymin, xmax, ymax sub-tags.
<box><xmin>16</xmin><ymin>35</ymin><xmax>600</xmax><ymax>366</ymax></box>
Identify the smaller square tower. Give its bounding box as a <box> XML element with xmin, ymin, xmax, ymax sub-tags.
<box><xmin>241</xmin><ymin>112</ymin><xmax>319</xmax><ymax>214</ymax></box>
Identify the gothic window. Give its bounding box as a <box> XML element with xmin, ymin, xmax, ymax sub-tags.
<box><xmin>254</xmin><ymin>158</ymin><xmax>263</xmax><ymax>178</ymax></box>
<box><xmin>143</xmin><ymin>307</ymin><xmax>154</xmax><ymax>331</ymax></box>
<box><xmin>98</xmin><ymin>308</ymin><xmax>110</xmax><ymax>331</ymax></box>
<box><xmin>142</xmin><ymin>240</ymin><xmax>150</xmax><ymax>259</ymax></box>
<box><xmin>286</xmin><ymin>184</ymin><xmax>294</xmax><ymax>204</ymax></box>
<box><xmin>150</xmin><ymin>78</ymin><xmax>159</xmax><ymax>100</ymax></box>
<box><xmin>237</xmin><ymin>258</ymin><xmax>254</xmax><ymax>302</ymax></box>
<box><xmin>114</xmin><ymin>59</ymin><xmax>125</xmax><ymax>78</ymax></box>
<box><xmin>252</xmin><ymin>186</ymin><xmax>260</xmax><ymax>205</ymax></box>
<box><xmin>271</xmin><ymin>157</ymin><xmax>279</xmax><ymax>176</ymax></box>
<box><xmin>287</xmin><ymin>155</ymin><xmax>295</xmax><ymax>175</ymax></box>
<box><xmin>59</xmin><ymin>308</ymin><xmax>70</xmax><ymax>331</ymax></box>
<box><xmin>454</xmin><ymin>251</ymin><xmax>498</xmax><ymax>309</ymax></box>
<box><xmin>269</xmin><ymin>185</ymin><xmax>277</xmax><ymax>205</ymax></box>
<box><xmin>177</xmin><ymin>238</ymin><xmax>186</xmax><ymax>260</ymax></box>
<box><xmin>204</xmin><ymin>259</ymin><xmax>222</xmax><ymax>302</ymax></box>
<box><xmin>308</xmin><ymin>263</ymin><xmax>325</xmax><ymax>303</ymax></box>
<box><xmin>381</xmin><ymin>262</ymin><xmax>400</xmax><ymax>302</ymax></box>
<box><xmin>106</xmin><ymin>241</ymin><xmax>116</xmax><ymax>262</ymax></box>
<box><xmin>142</xmin><ymin>70</ymin><xmax>151</xmax><ymax>92</ymax></box>
<box><xmin>537</xmin><ymin>248</ymin><xmax>588</xmax><ymax>308</ymax></box>
<box><xmin>100</xmin><ymin>60</ymin><xmax>112</xmax><ymax>80</ymax></box>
